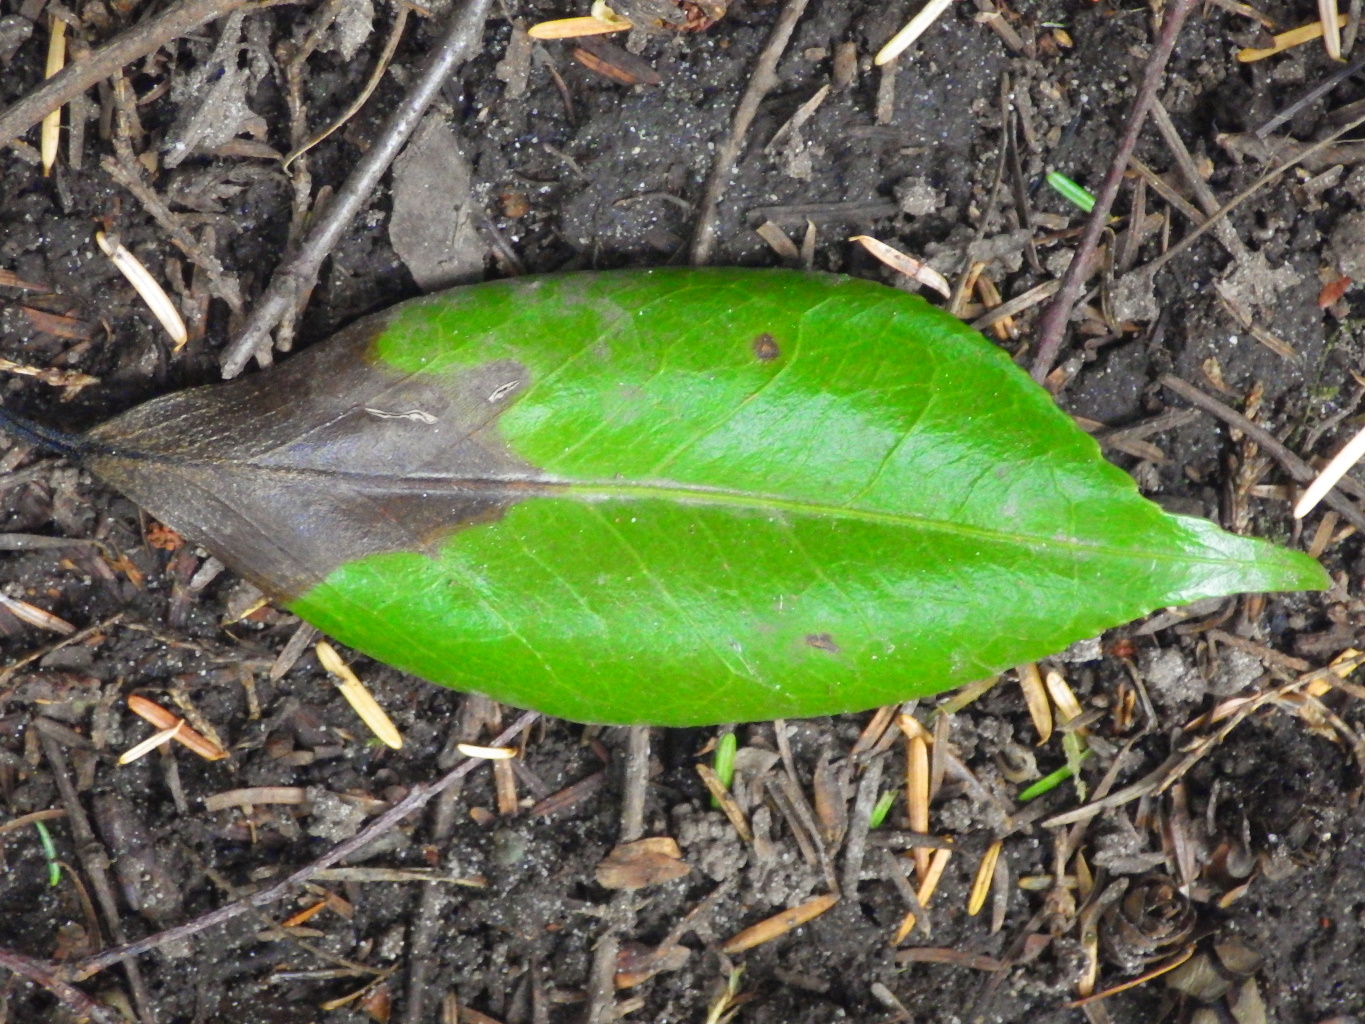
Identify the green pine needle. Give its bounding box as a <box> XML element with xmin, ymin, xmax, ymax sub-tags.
<box><xmin>710</xmin><ymin>730</ymin><xmax>737</xmax><ymax>809</ymax></box>
<box><xmin>868</xmin><ymin>789</ymin><xmax>897</xmax><ymax>829</ymax></box>
<box><xmin>33</xmin><ymin>821</ymin><xmax>60</xmax><ymax>886</ymax></box>
<box><xmin>1045</xmin><ymin>172</ymin><xmax>1096</xmax><ymax>213</ymax></box>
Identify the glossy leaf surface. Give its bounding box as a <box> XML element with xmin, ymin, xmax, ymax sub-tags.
<box><xmin>70</xmin><ymin>269</ymin><xmax>1324</xmax><ymax>724</ymax></box>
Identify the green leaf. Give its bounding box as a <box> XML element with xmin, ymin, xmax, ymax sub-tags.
<box><xmin>9</xmin><ymin>269</ymin><xmax>1327</xmax><ymax>726</ymax></box>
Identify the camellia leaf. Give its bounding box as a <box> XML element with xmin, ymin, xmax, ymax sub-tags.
<box><xmin>0</xmin><ymin>269</ymin><xmax>1327</xmax><ymax>725</ymax></box>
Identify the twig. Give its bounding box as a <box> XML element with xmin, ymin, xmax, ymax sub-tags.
<box><xmin>619</xmin><ymin>725</ymin><xmax>650</xmax><ymax>844</ymax></box>
<box><xmin>0</xmin><ymin>0</ymin><xmax>249</xmax><ymax>151</ymax></box>
<box><xmin>840</xmin><ymin>752</ymin><xmax>886</xmax><ymax>894</ymax></box>
<box><xmin>1160</xmin><ymin>374</ymin><xmax>1365</xmax><ymax>531</ymax></box>
<box><xmin>1128</xmin><ymin>110</ymin><xmax>1365</xmax><ymax>283</ymax></box>
<box><xmin>1029</xmin><ymin>0</ymin><xmax>1197</xmax><ymax>383</ymax></box>
<box><xmin>1254</xmin><ymin>52</ymin><xmax>1365</xmax><ymax>137</ymax></box>
<box><xmin>36</xmin><ymin>721</ymin><xmax>157</xmax><ymax>1024</ymax></box>
<box><xmin>688</xmin><ymin>0</ymin><xmax>812</xmax><ymax>265</ymax></box>
<box><xmin>282</xmin><ymin>2</ymin><xmax>413</xmax><ymax>170</ymax></box>
<box><xmin>584</xmin><ymin>726</ymin><xmax>652</xmax><ymax>1024</ymax></box>
<box><xmin>0</xmin><ymin>947</ymin><xmax>123</xmax><ymax>1024</ymax></box>
<box><xmin>401</xmin><ymin>697</ymin><xmax>493</xmax><ymax>1024</ymax></box>
<box><xmin>101</xmin><ymin>152</ymin><xmax>242</xmax><ymax>314</ymax></box>
<box><xmin>72</xmin><ymin>710</ymin><xmax>539</xmax><ymax>979</ymax></box>
<box><xmin>218</xmin><ymin>0</ymin><xmax>495</xmax><ymax>377</ymax></box>
<box><xmin>1149</xmin><ymin>99</ymin><xmax>1248</xmax><ymax>260</ymax></box>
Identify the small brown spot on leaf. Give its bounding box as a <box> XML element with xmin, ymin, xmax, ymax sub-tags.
<box><xmin>805</xmin><ymin>633</ymin><xmax>840</xmax><ymax>653</ymax></box>
<box><xmin>753</xmin><ymin>333</ymin><xmax>780</xmax><ymax>361</ymax></box>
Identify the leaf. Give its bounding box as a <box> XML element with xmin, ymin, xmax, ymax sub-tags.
<box><xmin>2</xmin><ymin>269</ymin><xmax>1327</xmax><ymax>726</ymax></box>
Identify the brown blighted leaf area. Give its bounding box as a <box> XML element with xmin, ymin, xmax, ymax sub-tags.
<box><xmin>84</xmin><ymin>312</ymin><xmax>537</xmax><ymax>601</ymax></box>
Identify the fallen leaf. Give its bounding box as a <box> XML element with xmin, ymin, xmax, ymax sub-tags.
<box><xmin>596</xmin><ymin>837</ymin><xmax>690</xmax><ymax>889</ymax></box>
<box><xmin>0</xmin><ymin>269</ymin><xmax>1327</xmax><ymax>726</ymax></box>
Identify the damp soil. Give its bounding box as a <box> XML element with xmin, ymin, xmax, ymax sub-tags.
<box><xmin>3</xmin><ymin>0</ymin><xmax>1365</xmax><ymax>1021</ymax></box>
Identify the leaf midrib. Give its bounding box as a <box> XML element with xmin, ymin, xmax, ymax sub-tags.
<box><xmin>100</xmin><ymin>452</ymin><xmax>1242</xmax><ymax>568</ymax></box>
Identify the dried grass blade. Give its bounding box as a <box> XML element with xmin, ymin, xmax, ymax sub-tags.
<box><xmin>0</xmin><ymin>593</ymin><xmax>75</xmax><ymax>635</ymax></box>
<box><xmin>967</xmin><ymin>839</ymin><xmax>1003</xmax><ymax>916</ymax></box>
<box><xmin>1018</xmin><ymin>663</ymin><xmax>1052</xmax><ymax>743</ymax></box>
<box><xmin>118</xmin><ymin>721</ymin><xmax>182</xmax><ymax>765</ymax></box>
<box><xmin>1045</xmin><ymin>669</ymin><xmax>1085</xmax><ymax>723</ymax></box>
<box><xmin>1294</xmin><ymin>420</ymin><xmax>1365</xmax><ymax>518</ymax></box>
<box><xmin>875</xmin><ymin>0</ymin><xmax>954</xmax><ymax>63</ymax></box>
<box><xmin>906</xmin><ymin>733</ymin><xmax>931</xmax><ymax>881</ymax></box>
<box><xmin>936</xmin><ymin>675</ymin><xmax>1000</xmax><ymax>715</ymax></box>
<box><xmin>95</xmin><ymin>231</ymin><xmax>188</xmax><ymax>348</ymax></box>
<box><xmin>527</xmin><ymin>15</ymin><xmax>629</xmax><ymax>38</ymax></box>
<box><xmin>315</xmin><ymin>641</ymin><xmax>403</xmax><ymax>750</ymax></box>
<box><xmin>40</xmin><ymin>17</ymin><xmax>65</xmax><ymax>175</ymax></box>
<box><xmin>1237</xmin><ymin>14</ymin><xmax>1346</xmax><ymax>59</ymax></box>
<box><xmin>893</xmin><ymin>846</ymin><xmax>953</xmax><ymax>942</ymax></box>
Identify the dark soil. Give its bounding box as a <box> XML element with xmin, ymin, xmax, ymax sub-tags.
<box><xmin>2</xmin><ymin>0</ymin><xmax>1365</xmax><ymax>1022</ymax></box>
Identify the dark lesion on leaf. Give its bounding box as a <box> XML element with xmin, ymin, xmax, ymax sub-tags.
<box><xmin>79</xmin><ymin>309</ymin><xmax>546</xmax><ymax>603</ymax></box>
<box><xmin>805</xmin><ymin>633</ymin><xmax>840</xmax><ymax>653</ymax></box>
<box><xmin>752</xmin><ymin>333</ymin><xmax>781</xmax><ymax>361</ymax></box>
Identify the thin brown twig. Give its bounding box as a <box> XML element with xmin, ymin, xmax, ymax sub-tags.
<box><xmin>0</xmin><ymin>947</ymin><xmax>123</xmax><ymax>1024</ymax></box>
<box><xmin>219</xmin><ymin>0</ymin><xmax>495</xmax><ymax>378</ymax></box>
<box><xmin>584</xmin><ymin>726</ymin><xmax>652</xmax><ymax>1024</ymax></box>
<box><xmin>0</xmin><ymin>0</ymin><xmax>249</xmax><ymax>151</ymax></box>
<box><xmin>1128</xmin><ymin>110</ymin><xmax>1365</xmax><ymax>284</ymax></box>
<box><xmin>282</xmin><ymin>3</ymin><xmax>414</xmax><ymax>170</ymax></box>
<box><xmin>689</xmin><ymin>0</ymin><xmax>812</xmax><ymax>265</ymax></box>
<box><xmin>1159</xmin><ymin>373</ymin><xmax>1365</xmax><ymax>531</ymax></box>
<box><xmin>401</xmin><ymin>696</ymin><xmax>494</xmax><ymax>1024</ymax></box>
<box><xmin>1029</xmin><ymin>0</ymin><xmax>1198</xmax><ymax>382</ymax></box>
<box><xmin>103</xmin><ymin>74</ymin><xmax>243</xmax><ymax>314</ymax></box>
<box><xmin>1149</xmin><ymin>99</ymin><xmax>1248</xmax><ymax>260</ymax></box>
<box><xmin>36</xmin><ymin>721</ymin><xmax>157</xmax><ymax>1024</ymax></box>
<box><xmin>71</xmin><ymin>709</ymin><xmax>539</xmax><ymax>979</ymax></box>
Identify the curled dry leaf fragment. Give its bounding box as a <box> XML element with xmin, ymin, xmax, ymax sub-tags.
<box><xmin>315</xmin><ymin>641</ymin><xmax>404</xmax><ymax>749</ymax></box>
<box><xmin>850</xmin><ymin>235</ymin><xmax>952</xmax><ymax>298</ymax></box>
<box><xmin>95</xmin><ymin>231</ymin><xmax>188</xmax><ymax>348</ymax></box>
<box><xmin>595</xmin><ymin>836</ymin><xmax>691</xmax><ymax>889</ymax></box>
<box><xmin>1318</xmin><ymin>274</ymin><xmax>1353</xmax><ymax>307</ymax></box>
